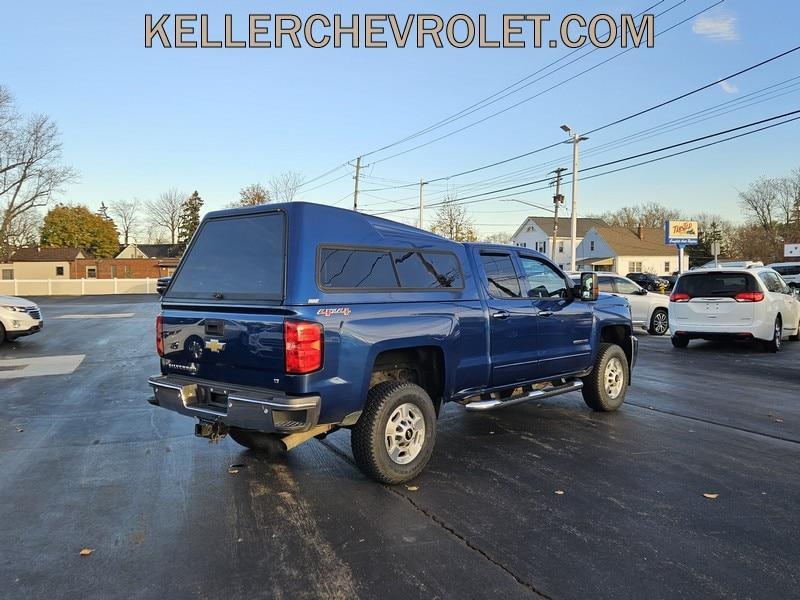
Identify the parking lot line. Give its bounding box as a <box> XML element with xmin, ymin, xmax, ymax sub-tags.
<box><xmin>54</xmin><ymin>313</ymin><xmax>135</xmax><ymax>319</ymax></box>
<box><xmin>0</xmin><ymin>355</ymin><xmax>85</xmax><ymax>379</ymax></box>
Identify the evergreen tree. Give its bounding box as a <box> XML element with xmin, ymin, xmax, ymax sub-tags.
<box><xmin>178</xmin><ymin>191</ymin><xmax>203</xmax><ymax>244</ymax></box>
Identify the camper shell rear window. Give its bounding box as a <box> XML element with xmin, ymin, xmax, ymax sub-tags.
<box><xmin>166</xmin><ymin>212</ymin><xmax>285</xmax><ymax>303</ymax></box>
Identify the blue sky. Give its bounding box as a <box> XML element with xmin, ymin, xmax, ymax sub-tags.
<box><xmin>2</xmin><ymin>0</ymin><xmax>799</xmax><ymax>237</ymax></box>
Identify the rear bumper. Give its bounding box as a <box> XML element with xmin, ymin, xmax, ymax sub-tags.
<box><xmin>670</xmin><ymin>319</ymin><xmax>773</xmax><ymax>341</ymax></box>
<box><xmin>147</xmin><ymin>374</ymin><xmax>321</xmax><ymax>433</ymax></box>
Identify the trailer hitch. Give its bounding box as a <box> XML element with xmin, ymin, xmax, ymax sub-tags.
<box><xmin>195</xmin><ymin>421</ymin><xmax>228</xmax><ymax>443</ymax></box>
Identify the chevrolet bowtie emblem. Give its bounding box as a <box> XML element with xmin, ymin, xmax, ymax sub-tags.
<box><xmin>205</xmin><ymin>338</ymin><xmax>226</xmax><ymax>353</ymax></box>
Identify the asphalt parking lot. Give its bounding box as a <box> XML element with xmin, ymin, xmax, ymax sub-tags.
<box><xmin>1</xmin><ymin>295</ymin><xmax>799</xmax><ymax>600</ymax></box>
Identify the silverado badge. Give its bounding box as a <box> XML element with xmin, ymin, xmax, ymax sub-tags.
<box><xmin>205</xmin><ymin>338</ymin><xmax>226</xmax><ymax>353</ymax></box>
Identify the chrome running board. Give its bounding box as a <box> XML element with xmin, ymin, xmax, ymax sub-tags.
<box><xmin>463</xmin><ymin>380</ymin><xmax>583</xmax><ymax>412</ymax></box>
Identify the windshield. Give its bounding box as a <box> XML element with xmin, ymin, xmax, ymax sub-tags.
<box><xmin>165</xmin><ymin>212</ymin><xmax>285</xmax><ymax>302</ymax></box>
<box><xmin>674</xmin><ymin>271</ymin><xmax>757</xmax><ymax>298</ymax></box>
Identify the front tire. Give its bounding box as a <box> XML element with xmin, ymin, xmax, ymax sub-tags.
<box><xmin>648</xmin><ymin>308</ymin><xmax>669</xmax><ymax>336</ymax></box>
<box><xmin>351</xmin><ymin>381</ymin><xmax>436</xmax><ymax>484</ymax></box>
<box><xmin>581</xmin><ymin>343</ymin><xmax>628</xmax><ymax>412</ymax></box>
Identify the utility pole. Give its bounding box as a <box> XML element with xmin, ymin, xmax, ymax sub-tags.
<box><xmin>561</xmin><ymin>125</ymin><xmax>588</xmax><ymax>271</ymax></box>
<box><xmin>352</xmin><ymin>156</ymin><xmax>362</xmax><ymax>212</ymax></box>
<box><xmin>418</xmin><ymin>178</ymin><xmax>427</xmax><ymax>229</ymax></box>
<box><xmin>550</xmin><ymin>168</ymin><xmax>566</xmax><ymax>263</ymax></box>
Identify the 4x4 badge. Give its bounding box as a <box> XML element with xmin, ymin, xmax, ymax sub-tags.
<box><xmin>317</xmin><ymin>307</ymin><xmax>351</xmax><ymax>317</ymax></box>
<box><xmin>205</xmin><ymin>339</ymin><xmax>226</xmax><ymax>353</ymax></box>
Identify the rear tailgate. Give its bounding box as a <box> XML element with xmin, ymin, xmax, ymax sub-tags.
<box><xmin>160</xmin><ymin>309</ymin><xmax>286</xmax><ymax>387</ymax></box>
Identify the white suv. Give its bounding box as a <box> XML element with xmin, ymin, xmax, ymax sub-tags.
<box><xmin>0</xmin><ymin>295</ymin><xmax>43</xmax><ymax>345</ymax></box>
<box><xmin>669</xmin><ymin>267</ymin><xmax>800</xmax><ymax>351</ymax></box>
<box><xmin>768</xmin><ymin>262</ymin><xmax>800</xmax><ymax>289</ymax></box>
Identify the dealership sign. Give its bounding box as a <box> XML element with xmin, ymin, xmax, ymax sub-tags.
<box><xmin>664</xmin><ymin>220</ymin><xmax>699</xmax><ymax>245</ymax></box>
<box><xmin>786</xmin><ymin>243</ymin><xmax>800</xmax><ymax>258</ymax></box>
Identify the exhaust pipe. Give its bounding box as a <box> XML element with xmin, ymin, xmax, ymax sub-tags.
<box><xmin>280</xmin><ymin>424</ymin><xmax>335</xmax><ymax>451</ymax></box>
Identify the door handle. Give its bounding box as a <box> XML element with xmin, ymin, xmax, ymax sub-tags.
<box><xmin>492</xmin><ymin>310</ymin><xmax>511</xmax><ymax>320</ymax></box>
<box><xmin>538</xmin><ymin>311</ymin><xmax>554</xmax><ymax>317</ymax></box>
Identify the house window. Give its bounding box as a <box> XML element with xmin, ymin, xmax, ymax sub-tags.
<box><xmin>86</xmin><ymin>267</ymin><xmax>97</xmax><ymax>279</ymax></box>
<box><xmin>110</xmin><ymin>266</ymin><xmax>117</xmax><ymax>278</ymax></box>
<box><xmin>56</xmin><ymin>266</ymin><xmax>64</xmax><ymax>276</ymax></box>
<box><xmin>1</xmin><ymin>269</ymin><xmax>13</xmax><ymax>280</ymax></box>
<box><xmin>125</xmin><ymin>266</ymin><xmax>133</xmax><ymax>278</ymax></box>
<box><xmin>558</xmin><ymin>241</ymin><xmax>564</xmax><ymax>254</ymax></box>
<box><xmin>590</xmin><ymin>241</ymin><xmax>595</xmax><ymax>251</ymax></box>
<box><xmin>535</xmin><ymin>241</ymin><xmax>546</xmax><ymax>253</ymax></box>
<box><xmin>664</xmin><ymin>261</ymin><xmax>670</xmax><ymax>273</ymax></box>
<box><xmin>628</xmin><ymin>261</ymin><xmax>642</xmax><ymax>273</ymax></box>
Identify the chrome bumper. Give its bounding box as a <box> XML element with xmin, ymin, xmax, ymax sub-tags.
<box><xmin>147</xmin><ymin>374</ymin><xmax>321</xmax><ymax>433</ymax></box>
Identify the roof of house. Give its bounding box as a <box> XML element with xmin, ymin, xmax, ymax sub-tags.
<box><xmin>10</xmin><ymin>247</ymin><xmax>87</xmax><ymax>261</ymax></box>
<box><xmin>120</xmin><ymin>243</ymin><xmax>183</xmax><ymax>258</ymax></box>
<box><xmin>513</xmin><ymin>216</ymin><xmax>607</xmax><ymax>240</ymax></box>
<box><xmin>592</xmin><ymin>226</ymin><xmax>675</xmax><ymax>257</ymax></box>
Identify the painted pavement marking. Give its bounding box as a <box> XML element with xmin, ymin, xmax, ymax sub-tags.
<box><xmin>0</xmin><ymin>355</ymin><xmax>85</xmax><ymax>380</ymax></box>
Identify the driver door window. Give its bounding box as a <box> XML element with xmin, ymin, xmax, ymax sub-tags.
<box><xmin>518</xmin><ymin>256</ymin><xmax>569</xmax><ymax>298</ymax></box>
<box><xmin>614</xmin><ymin>277</ymin><xmax>640</xmax><ymax>295</ymax></box>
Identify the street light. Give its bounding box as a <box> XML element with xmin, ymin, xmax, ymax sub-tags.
<box><xmin>561</xmin><ymin>124</ymin><xmax>588</xmax><ymax>271</ymax></box>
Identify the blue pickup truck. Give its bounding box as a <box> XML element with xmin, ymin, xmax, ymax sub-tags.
<box><xmin>149</xmin><ymin>202</ymin><xmax>637</xmax><ymax>483</ymax></box>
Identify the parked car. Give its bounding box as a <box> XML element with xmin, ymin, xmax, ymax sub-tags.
<box><xmin>661</xmin><ymin>273</ymin><xmax>678</xmax><ymax>291</ymax></box>
<box><xmin>768</xmin><ymin>262</ymin><xmax>800</xmax><ymax>289</ymax></box>
<box><xmin>156</xmin><ymin>276</ymin><xmax>172</xmax><ymax>295</ymax></box>
<box><xmin>626</xmin><ymin>272</ymin><xmax>669</xmax><ymax>292</ymax></box>
<box><xmin>669</xmin><ymin>267</ymin><xmax>800</xmax><ymax>351</ymax></box>
<box><xmin>149</xmin><ymin>202</ymin><xmax>638</xmax><ymax>484</ymax></box>
<box><xmin>0</xmin><ymin>295</ymin><xmax>43</xmax><ymax>345</ymax></box>
<box><xmin>572</xmin><ymin>273</ymin><xmax>670</xmax><ymax>335</ymax></box>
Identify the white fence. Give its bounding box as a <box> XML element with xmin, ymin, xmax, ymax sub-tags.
<box><xmin>0</xmin><ymin>278</ymin><xmax>158</xmax><ymax>296</ymax></box>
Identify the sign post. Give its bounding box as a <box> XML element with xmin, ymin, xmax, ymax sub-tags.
<box><xmin>665</xmin><ymin>220</ymin><xmax>699</xmax><ymax>273</ymax></box>
<box><xmin>711</xmin><ymin>241</ymin><xmax>721</xmax><ymax>268</ymax></box>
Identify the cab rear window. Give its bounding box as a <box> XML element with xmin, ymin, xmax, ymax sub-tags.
<box><xmin>674</xmin><ymin>272</ymin><xmax>757</xmax><ymax>299</ymax></box>
<box><xmin>166</xmin><ymin>212</ymin><xmax>285</xmax><ymax>302</ymax></box>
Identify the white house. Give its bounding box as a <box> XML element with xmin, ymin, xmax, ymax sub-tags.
<box><xmin>576</xmin><ymin>226</ymin><xmax>689</xmax><ymax>274</ymax></box>
<box><xmin>510</xmin><ymin>216</ymin><xmax>607</xmax><ymax>270</ymax></box>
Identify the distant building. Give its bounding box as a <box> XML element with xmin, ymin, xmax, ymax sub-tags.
<box><xmin>510</xmin><ymin>216</ymin><xmax>607</xmax><ymax>270</ymax></box>
<box><xmin>1</xmin><ymin>244</ymin><xmax>183</xmax><ymax>280</ymax></box>
<box><xmin>576</xmin><ymin>225</ymin><xmax>689</xmax><ymax>274</ymax></box>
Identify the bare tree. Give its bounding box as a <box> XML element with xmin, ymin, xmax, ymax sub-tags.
<box><xmin>430</xmin><ymin>196</ymin><xmax>477</xmax><ymax>241</ymax></box>
<box><xmin>109</xmin><ymin>198</ymin><xmax>141</xmax><ymax>245</ymax></box>
<box><xmin>269</xmin><ymin>170</ymin><xmax>305</xmax><ymax>203</ymax></box>
<box><xmin>146</xmin><ymin>189</ymin><xmax>185</xmax><ymax>244</ymax></box>
<box><xmin>0</xmin><ymin>86</ymin><xmax>76</xmax><ymax>260</ymax></box>
<box><xmin>482</xmin><ymin>231</ymin><xmax>512</xmax><ymax>244</ymax></box>
<box><xmin>593</xmin><ymin>202</ymin><xmax>680</xmax><ymax>229</ymax></box>
<box><xmin>738</xmin><ymin>177</ymin><xmax>779</xmax><ymax>232</ymax></box>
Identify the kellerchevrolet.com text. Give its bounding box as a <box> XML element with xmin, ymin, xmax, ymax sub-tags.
<box><xmin>145</xmin><ymin>13</ymin><xmax>655</xmax><ymax>50</ymax></box>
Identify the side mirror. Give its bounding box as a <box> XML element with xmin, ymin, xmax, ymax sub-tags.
<box><xmin>579</xmin><ymin>272</ymin><xmax>599</xmax><ymax>301</ymax></box>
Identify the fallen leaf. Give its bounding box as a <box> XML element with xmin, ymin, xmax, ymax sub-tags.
<box><xmin>555</xmin><ymin>490</ymin><xmax>565</xmax><ymax>495</ymax></box>
<box><xmin>79</xmin><ymin>548</ymin><xmax>93</xmax><ymax>556</ymax></box>
<box><xmin>406</xmin><ymin>485</ymin><xmax>419</xmax><ymax>491</ymax></box>
<box><xmin>774</xmin><ymin>418</ymin><xmax>784</xmax><ymax>423</ymax></box>
<box><xmin>228</xmin><ymin>468</ymin><xmax>239</xmax><ymax>475</ymax></box>
<box><xmin>703</xmin><ymin>493</ymin><xmax>719</xmax><ymax>499</ymax></box>
<box><xmin>16</xmin><ymin>427</ymin><xmax>24</xmax><ymax>433</ymax></box>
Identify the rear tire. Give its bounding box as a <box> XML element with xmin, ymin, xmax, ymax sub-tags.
<box><xmin>581</xmin><ymin>343</ymin><xmax>628</xmax><ymax>412</ymax></box>
<box><xmin>351</xmin><ymin>381</ymin><xmax>436</xmax><ymax>484</ymax></box>
<box><xmin>763</xmin><ymin>317</ymin><xmax>782</xmax><ymax>353</ymax></box>
<box><xmin>228</xmin><ymin>428</ymin><xmax>285</xmax><ymax>454</ymax></box>
<box><xmin>671</xmin><ymin>335</ymin><xmax>689</xmax><ymax>349</ymax></box>
<box><xmin>648</xmin><ymin>308</ymin><xmax>669</xmax><ymax>336</ymax></box>
<box><xmin>0</xmin><ymin>323</ymin><xmax>5</xmax><ymax>346</ymax></box>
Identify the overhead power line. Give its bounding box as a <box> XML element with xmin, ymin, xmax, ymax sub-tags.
<box><xmin>369</xmin><ymin>109</ymin><xmax>800</xmax><ymax>216</ymax></box>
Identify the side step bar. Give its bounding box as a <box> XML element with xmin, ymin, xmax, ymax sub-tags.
<box><xmin>463</xmin><ymin>380</ymin><xmax>583</xmax><ymax>412</ymax></box>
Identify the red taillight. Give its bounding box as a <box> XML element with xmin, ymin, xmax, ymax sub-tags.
<box><xmin>670</xmin><ymin>292</ymin><xmax>691</xmax><ymax>302</ymax></box>
<box><xmin>156</xmin><ymin>315</ymin><xmax>164</xmax><ymax>356</ymax></box>
<box><xmin>285</xmin><ymin>320</ymin><xmax>323</xmax><ymax>374</ymax></box>
<box><xmin>734</xmin><ymin>291</ymin><xmax>764</xmax><ymax>302</ymax></box>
